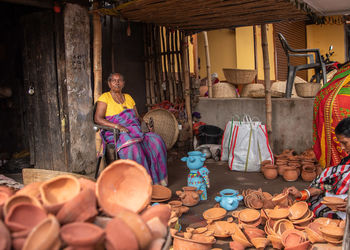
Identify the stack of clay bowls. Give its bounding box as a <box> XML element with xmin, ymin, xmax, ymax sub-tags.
<box><xmin>151</xmin><ymin>185</ymin><xmax>172</xmax><ymax>203</ymax></box>
<box><xmin>242</xmin><ymin>189</ymin><xmax>266</xmax><ymax>209</ymax></box>
<box><xmin>288</xmin><ymin>201</ymin><xmax>313</xmax><ymax>229</ymax></box>
<box><xmin>321</xmin><ymin>196</ymin><xmax>347</xmax><ymax>211</ymax></box>
<box><xmin>304</xmin><ymin>221</ymin><xmax>326</xmax><ymax>244</ymax></box>
<box><xmin>319</xmin><ymin>224</ymin><xmax>344</xmax><ymax>245</ymax></box>
<box><xmin>0</xmin><ymin>159</ymin><xmax>173</xmax><ymax>250</ymax></box>
<box><xmin>281</xmin><ymin>229</ymin><xmax>310</xmax><ymax>250</ymax></box>
<box><xmin>235</xmin><ymin>208</ymin><xmax>262</xmax><ymax>227</ymax></box>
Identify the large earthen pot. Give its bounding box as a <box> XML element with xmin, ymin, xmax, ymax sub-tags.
<box><xmin>176</xmin><ymin>186</ymin><xmax>203</xmax><ymax>206</ymax></box>
<box><xmin>282</xmin><ymin>167</ymin><xmax>299</xmax><ymax>182</ymax></box>
<box><xmin>301</xmin><ymin>166</ymin><xmax>316</xmax><ymax>182</ymax></box>
<box><xmin>96</xmin><ymin>159</ymin><xmax>152</xmax><ymax>216</ymax></box>
<box><xmin>263</xmin><ymin>165</ymin><xmax>278</xmax><ymax>180</ymax></box>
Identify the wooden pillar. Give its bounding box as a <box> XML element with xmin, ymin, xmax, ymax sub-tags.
<box><xmin>261</xmin><ymin>24</ymin><xmax>272</xmax><ymax>136</ymax></box>
<box><xmin>64</xmin><ymin>4</ymin><xmax>95</xmax><ymax>173</ymax></box>
<box><xmin>203</xmin><ymin>31</ymin><xmax>212</xmax><ymax>98</ymax></box>
<box><xmin>181</xmin><ymin>35</ymin><xmax>193</xmax><ymax>133</ymax></box>
<box><xmin>193</xmin><ymin>34</ymin><xmax>199</xmax><ymax>80</ymax></box>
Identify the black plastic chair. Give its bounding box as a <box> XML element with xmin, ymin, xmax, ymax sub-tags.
<box><xmin>278</xmin><ymin>33</ymin><xmax>326</xmax><ymax>98</ymax></box>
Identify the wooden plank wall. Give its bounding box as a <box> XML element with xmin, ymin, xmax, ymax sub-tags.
<box><xmin>63</xmin><ymin>3</ymin><xmax>95</xmax><ymax>174</ymax></box>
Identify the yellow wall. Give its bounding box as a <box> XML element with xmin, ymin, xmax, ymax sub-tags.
<box><xmin>235</xmin><ymin>26</ymin><xmax>255</xmax><ymax>69</ymax></box>
<box><xmin>197</xmin><ymin>29</ymin><xmax>237</xmax><ymax>80</ymax></box>
<box><xmin>306</xmin><ymin>23</ymin><xmax>345</xmax><ymax>78</ymax></box>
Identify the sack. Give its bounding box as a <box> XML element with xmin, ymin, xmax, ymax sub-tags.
<box><xmin>221</xmin><ymin>115</ymin><xmax>274</xmax><ymax>172</ymax></box>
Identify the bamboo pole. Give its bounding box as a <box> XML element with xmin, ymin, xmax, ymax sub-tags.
<box><xmin>261</xmin><ymin>24</ymin><xmax>272</xmax><ymax>136</ymax></box>
<box><xmin>143</xmin><ymin>24</ymin><xmax>151</xmax><ymax>109</ymax></box>
<box><xmin>193</xmin><ymin>34</ymin><xmax>199</xmax><ymax>80</ymax></box>
<box><xmin>166</xmin><ymin>29</ymin><xmax>174</xmax><ymax>103</ymax></box>
<box><xmin>149</xmin><ymin>26</ymin><xmax>156</xmax><ymax>104</ymax></box>
<box><xmin>155</xmin><ymin>26</ymin><xmax>165</xmax><ymax>102</ymax></box>
<box><xmin>181</xmin><ymin>35</ymin><xmax>193</xmax><ymax>134</ymax></box>
<box><xmin>203</xmin><ymin>31</ymin><xmax>212</xmax><ymax>98</ymax></box>
<box><xmin>170</xmin><ymin>30</ymin><xmax>177</xmax><ymax>101</ymax></box>
<box><xmin>151</xmin><ymin>25</ymin><xmax>161</xmax><ymax>103</ymax></box>
<box><xmin>161</xmin><ymin>27</ymin><xmax>170</xmax><ymax>101</ymax></box>
<box><xmin>175</xmin><ymin>30</ymin><xmax>183</xmax><ymax>100</ymax></box>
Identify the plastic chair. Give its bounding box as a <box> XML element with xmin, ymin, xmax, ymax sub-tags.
<box><xmin>278</xmin><ymin>33</ymin><xmax>326</xmax><ymax>98</ymax></box>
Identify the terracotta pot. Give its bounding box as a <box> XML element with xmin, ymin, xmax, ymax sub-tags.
<box><xmin>282</xmin><ymin>166</ymin><xmax>299</xmax><ymax>181</ymax></box>
<box><xmin>0</xmin><ymin>220</ymin><xmax>11</xmax><ymax>250</ymax></box>
<box><xmin>40</xmin><ymin>175</ymin><xmax>81</xmax><ymax>214</ymax></box>
<box><xmin>263</xmin><ymin>165</ymin><xmax>278</xmax><ymax>180</ymax></box>
<box><xmin>3</xmin><ymin>194</ymin><xmax>42</xmax><ymax>217</ymax></box>
<box><xmin>56</xmin><ymin>188</ymin><xmax>98</xmax><ymax>225</ymax></box>
<box><xmin>173</xmin><ymin>234</ymin><xmax>215</xmax><ymax>250</ymax></box>
<box><xmin>96</xmin><ymin>159</ymin><xmax>152</xmax><ymax>216</ymax></box>
<box><xmin>16</xmin><ymin>182</ymin><xmax>42</xmax><ymax>200</ymax></box>
<box><xmin>60</xmin><ymin>222</ymin><xmax>104</xmax><ymax>249</ymax></box>
<box><xmin>277</xmin><ymin>165</ymin><xmax>286</xmax><ymax>176</ymax></box>
<box><xmin>114</xmin><ymin>209</ymin><xmax>153</xmax><ymax>249</ymax></box>
<box><xmin>271</xmin><ymin>192</ymin><xmax>288</xmax><ymax>207</ymax></box>
<box><xmin>176</xmin><ymin>186</ymin><xmax>203</xmax><ymax>206</ymax></box>
<box><xmin>289</xmin><ymin>201</ymin><xmax>308</xmax><ymax>220</ymax></box>
<box><xmin>301</xmin><ymin>166</ymin><xmax>316</xmax><ymax>182</ymax></box>
<box><xmin>78</xmin><ymin>178</ymin><xmax>96</xmax><ymax>193</ymax></box>
<box><xmin>105</xmin><ymin>217</ymin><xmax>138</xmax><ymax>250</ymax></box>
<box><xmin>23</xmin><ymin>215</ymin><xmax>60</xmax><ymax>250</ymax></box>
<box><xmin>5</xmin><ymin>203</ymin><xmax>47</xmax><ymax>232</ymax></box>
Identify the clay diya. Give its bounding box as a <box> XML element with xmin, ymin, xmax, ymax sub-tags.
<box><xmin>152</xmin><ymin>185</ymin><xmax>172</xmax><ymax>202</ymax></box>
<box><xmin>105</xmin><ymin>217</ymin><xmax>139</xmax><ymax>250</ymax></box>
<box><xmin>203</xmin><ymin>207</ymin><xmax>226</xmax><ymax>222</ymax></box>
<box><xmin>56</xmin><ymin>188</ymin><xmax>98</xmax><ymax>224</ymax></box>
<box><xmin>176</xmin><ymin>186</ymin><xmax>203</xmax><ymax>206</ymax></box>
<box><xmin>40</xmin><ymin>175</ymin><xmax>80</xmax><ymax>214</ymax></box>
<box><xmin>281</xmin><ymin>229</ymin><xmax>307</xmax><ymax>248</ymax></box>
<box><xmin>16</xmin><ymin>182</ymin><xmax>42</xmax><ymax>200</ymax></box>
<box><xmin>5</xmin><ymin>203</ymin><xmax>47</xmax><ymax>232</ymax></box>
<box><xmin>3</xmin><ymin>194</ymin><xmax>42</xmax><ymax>217</ymax></box>
<box><xmin>96</xmin><ymin>159</ymin><xmax>152</xmax><ymax>216</ymax></box>
<box><xmin>114</xmin><ymin>209</ymin><xmax>153</xmax><ymax>249</ymax></box>
<box><xmin>250</xmin><ymin>237</ymin><xmax>269</xmax><ymax>249</ymax></box>
<box><xmin>23</xmin><ymin>215</ymin><xmax>60</xmax><ymax>250</ymax></box>
<box><xmin>265</xmin><ymin>208</ymin><xmax>289</xmax><ymax>220</ymax></box>
<box><xmin>288</xmin><ymin>201</ymin><xmax>309</xmax><ymax>220</ymax></box>
<box><xmin>173</xmin><ymin>233</ymin><xmax>215</xmax><ymax>250</ymax></box>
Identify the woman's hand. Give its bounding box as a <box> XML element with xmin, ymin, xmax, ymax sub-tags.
<box><xmin>286</xmin><ymin>186</ymin><xmax>302</xmax><ymax>199</ymax></box>
<box><xmin>117</xmin><ymin>125</ymin><xmax>129</xmax><ymax>133</ymax></box>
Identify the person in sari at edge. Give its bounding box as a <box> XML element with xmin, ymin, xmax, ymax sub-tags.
<box><xmin>313</xmin><ymin>62</ymin><xmax>350</xmax><ymax>168</ymax></box>
<box><xmin>287</xmin><ymin>117</ymin><xmax>350</xmax><ymax>219</ymax></box>
<box><xmin>94</xmin><ymin>73</ymin><xmax>168</xmax><ymax>186</ymax></box>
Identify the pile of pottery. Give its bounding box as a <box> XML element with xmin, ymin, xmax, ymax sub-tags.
<box><xmin>242</xmin><ymin>188</ymin><xmax>293</xmax><ymax>210</ymax></box>
<box><xmin>261</xmin><ymin>149</ymin><xmax>323</xmax><ymax>182</ymax></box>
<box><xmin>151</xmin><ymin>184</ymin><xmax>172</xmax><ymax>203</ymax></box>
<box><xmin>0</xmin><ymin>159</ymin><xmax>172</xmax><ymax>250</ymax></box>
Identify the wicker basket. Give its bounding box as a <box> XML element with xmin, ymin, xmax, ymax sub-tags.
<box><xmin>249</xmin><ymin>89</ymin><xmax>285</xmax><ymax>98</ymax></box>
<box><xmin>240</xmin><ymin>84</ymin><xmax>264</xmax><ymax>97</ymax></box>
<box><xmin>295</xmin><ymin>82</ymin><xmax>321</xmax><ymax>98</ymax></box>
<box><xmin>143</xmin><ymin>108</ymin><xmax>179</xmax><ymax>150</ymax></box>
<box><xmin>222</xmin><ymin>68</ymin><xmax>257</xmax><ymax>85</ymax></box>
<box><xmin>212</xmin><ymin>82</ymin><xmax>237</xmax><ymax>98</ymax></box>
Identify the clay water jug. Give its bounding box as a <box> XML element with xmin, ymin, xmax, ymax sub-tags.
<box><xmin>176</xmin><ymin>186</ymin><xmax>203</xmax><ymax>206</ymax></box>
<box><xmin>283</xmin><ymin>167</ymin><xmax>298</xmax><ymax>182</ymax></box>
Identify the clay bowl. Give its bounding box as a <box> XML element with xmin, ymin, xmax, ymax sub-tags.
<box><xmin>152</xmin><ymin>185</ymin><xmax>172</xmax><ymax>200</ymax></box>
<box><xmin>304</xmin><ymin>227</ymin><xmax>325</xmax><ymax>244</ymax></box>
<box><xmin>3</xmin><ymin>194</ymin><xmax>42</xmax><ymax>217</ymax></box>
<box><xmin>250</xmin><ymin>237</ymin><xmax>269</xmax><ymax>249</ymax></box>
<box><xmin>290</xmin><ymin>210</ymin><xmax>314</xmax><ymax>226</ymax></box>
<box><xmin>23</xmin><ymin>215</ymin><xmax>60</xmax><ymax>250</ymax></box>
<box><xmin>238</xmin><ymin>208</ymin><xmax>260</xmax><ymax>223</ymax></box>
<box><xmin>267</xmin><ymin>234</ymin><xmax>283</xmax><ymax>249</ymax></box>
<box><xmin>288</xmin><ymin>201</ymin><xmax>309</xmax><ymax>220</ymax></box>
<box><xmin>105</xmin><ymin>217</ymin><xmax>139</xmax><ymax>250</ymax></box>
<box><xmin>40</xmin><ymin>175</ymin><xmax>81</xmax><ymax>214</ymax></box>
<box><xmin>272</xmin><ymin>192</ymin><xmax>288</xmax><ymax>204</ymax></box>
<box><xmin>5</xmin><ymin>203</ymin><xmax>47</xmax><ymax>232</ymax></box>
<box><xmin>56</xmin><ymin>188</ymin><xmax>98</xmax><ymax>225</ymax></box>
<box><xmin>313</xmin><ymin>217</ymin><xmax>339</xmax><ymax>227</ymax></box>
<box><xmin>173</xmin><ymin>234</ymin><xmax>215</xmax><ymax>250</ymax></box>
<box><xmin>0</xmin><ymin>220</ymin><xmax>11</xmax><ymax>250</ymax></box>
<box><xmin>273</xmin><ymin>219</ymin><xmax>295</xmax><ymax>236</ymax></box>
<box><xmin>203</xmin><ymin>207</ymin><xmax>226</xmax><ymax>221</ymax></box>
<box><xmin>60</xmin><ymin>222</ymin><xmax>104</xmax><ymax>248</ymax></box>
<box><xmin>16</xmin><ymin>182</ymin><xmax>42</xmax><ymax>200</ymax></box>
<box><xmin>265</xmin><ymin>208</ymin><xmax>289</xmax><ymax>220</ymax></box>
<box><xmin>284</xmin><ymin>240</ymin><xmax>311</xmax><ymax>250</ymax></box>
<box><xmin>281</xmin><ymin>229</ymin><xmax>306</xmax><ymax>248</ymax></box>
<box><xmin>114</xmin><ymin>209</ymin><xmax>153</xmax><ymax>249</ymax></box>
<box><xmin>243</xmin><ymin>227</ymin><xmax>265</xmax><ymax>241</ymax></box>
<box><xmin>319</xmin><ymin>225</ymin><xmax>344</xmax><ymax>240</ymax></box>
<box><xmin>96</xmin><ymin>159</ymin><xmax>152</xmax><ymax>216</ymax></box>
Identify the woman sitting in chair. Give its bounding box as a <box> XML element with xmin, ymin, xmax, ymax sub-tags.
<box><xmin>94</xmin><ymin>73</ymin><xmax>167</xmax><ymax>185</ymax></box>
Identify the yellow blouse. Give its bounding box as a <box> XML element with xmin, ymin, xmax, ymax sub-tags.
<box><xmin>97</xmin><ymin>92</ymin><xmax>135</xmax><ymax>117</ymax></box>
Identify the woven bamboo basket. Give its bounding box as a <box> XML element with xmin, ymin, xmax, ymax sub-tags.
<box><xmin>222</xmin><ymin>68</ymin><xmax>257</xmax><ymax>85</ymax></box>
<box><xmin>240</xmin><ymin>83</ymin><xmax>264</xmax><ymax>97</ymax></box>
<box><xmin>249</xmin><ymin>89</ymin><xmax>285</xmax><ymax>98</ymax></box>
<box><xmin>271</xmin><ymin>81</ymin><xmax>298</xmax><ymax>98</ymax></box>
<box><xmin>143</xmin><ymin>108</ymin><xmax>179</xmax><ymax>150</ymax></box>
<box><xmin>212</xmin><ymin>82</ymin><xmax>237</xmax><ymax>98</ymax></box>
<box><xmin>22</xmin><ymin>168</ymin><xmax>94</xmax><ymax>185</ymax></box>
<box><xmin>295</xmin><ymin>82</ymin><xmax>321</xmax><ymax>98</ymax></box>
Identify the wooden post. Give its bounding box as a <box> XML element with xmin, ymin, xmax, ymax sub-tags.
<box><xmin>143</xmin><ymin>24</ymin><xmax>151</xmax><ymax>109</ymax></box>
<box><xmin>93</xmin><ymin>3</ymin><xmax>102</xmax><ymax>103</ymax></box>
<box><xmin>261</xmin><ymin>24</ymin><xmax>272</xmax><ymax>136</ymax></box>
<box><xmin>203</xmin><ymin>31</ymin><xmax>212</xmax><ymax>98</ymax></box>
<box><xmin>181</xmin><ymin>35</ymin><xmax>193</xmax><ymax>134</ymax></box>
<box><xmin>193</xmin><ymin>34</ymin><xmax>199</xmax><ymax>80</ymax></box>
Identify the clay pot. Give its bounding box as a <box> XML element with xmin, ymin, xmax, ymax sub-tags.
<box><xmin>267</xmin><ymin>234</ymin><xmax>283</xmax><ymax>249</ymax></box>
<box><xmin>238</xmin><ymin>208</ymin><xmax>260</xmax><ymax>223</ymax></box>
<box><xmin>283</xmin><ymin>166</ymin><xmax>299</xmax><ymax>181</ymax></box>
<box><xmin>176</xmin><ymin>186</ymin><xmax>203</xmax><ymax>206</ymax></box>
<box><xmin>263</xmin><ymin>165</ymin><xmax>278</xmax><ymax>180</ymax></box>
<box><xmin>78</xmin><ymin>178</ymin><xmax>96</xmax><ymax>193</ymax></box>
<box><xmin>289</xmin><ymin>201</ymin><xmax>308</xmax><ymax>220</ymax></box>
<box><xmin>96</xmin><ymin>159</ymin><xmax>152</xmax><ymax>216</ymax></box>
<box><xmin>202</xmin><ymin>207</ymin><xmax>226</xmax><ymax>222</ymax></box>
<box><xmin>114</xmin><ymin>209</ymin><xmax>153</xmax><ymax>249</ymax></box>
<box><xmin>105</xmin><ymin>217</ymin><xmax>138</xmax><ymax>250</ymax></box>
<box><xmin>0</xmin><ymin>220</ymin><xmax>11</xmax><ymax>250</ymax></box>
<box><xmin>301</xmin><ymin>166</ymin><xmax>316</xmax><ymax>182</ymax></box>
<box><xmin>168</xmin><ymin>201</ymin><xmax>189</xmax><ymax>217</ymax></box>
<box><xmin>3</xmin><ymin>194</ymin><xmax>42</xmax><ymax>217</ymax></box>
<box><xmin>16</xmin><ymin>182</ymin><xmax>42</xmax><ymax>200</ymax></box>
<box><xmin>281</xmin><ymin>229</ymin><xmax>306</xmax><ymax>248</ymax></box>
<box><xmin>60</xmin><ymin>222</ymin><xmax>105</xmax><ymax>249</ymax></box>
<box><xmin>5</xmin><ymin>203</ymin><xmax>47</xmax><ymax>232</ymax></box>
<box><xmin>277</xmin><ymin>165</ymin><xmax>287</xmax><ymax>176</ymax></box>
<box><xmin>40</xmin><ymin>175</ymin><xmax>81</xmax><ymax>214</ymax></box>
<box><xmin>23</xmin><ymin>215</ymin><xmax>60</xmax><ymax>250</ymax></box>
<box><xmin>56</xmin><ymin>188</ymin><xmax>97</xmax><ymax>225</ymax></box>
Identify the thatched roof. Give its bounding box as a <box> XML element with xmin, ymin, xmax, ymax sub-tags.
<box><xmin>96</xmin><ymin>0</ymin><xmax>315</xmax><ymax>33</ymax></box>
